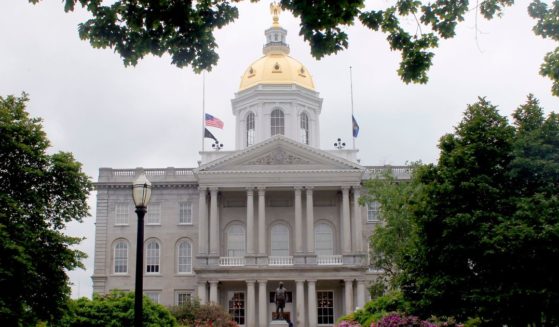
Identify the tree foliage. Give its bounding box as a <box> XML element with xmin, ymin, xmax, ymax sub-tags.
<box><xmin>56</xmin><ymin>291</ymin><xmax>177</xmax><ymax>327</ymax></box>
<box><xmin>399</xmin><ymin>96</ymin><xmax>559</xmax><ymax>326</ymax></box>
<box><xmin>0</xmin><ymin>94</ymin><xmax>93</xmax><ymax>326</ymax></box>
<box><xmin>361</xmin><ymin>166</ymin><xmax>424</xmax><ymax>288</ymax></box>
<box><xmin>26</xmin><ymin>0</ymin><xmax>559</xmax><ymax>93</ymax></box>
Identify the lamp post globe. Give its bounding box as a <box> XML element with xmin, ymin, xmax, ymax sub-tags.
<box><xmin>132</xmin><ymin>173</ymin><xmax>151</xmax><ymax>327</ymax></box>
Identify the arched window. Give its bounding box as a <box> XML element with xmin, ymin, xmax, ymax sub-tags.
<box><xmin>300</xmin><ymin>112</ymin><xmax>309</xmax><ymax>144</ymax></box>
<box><xmin>315</xmin><ymin>223</ymin><xmax>334</xmax><ymax>255</ymax></box>
<box><xmin>114</xmin><ymin>241</ymin><xmax>128</xmax><ymax>273</ymax></box>
<box><xmin>270</xmin><ymin>109</ymin><xmax>284</xmax><ymax>136</ymax></box>
<box><xmin>227</xmin><ymin>224</ymin><xmax>246</xmax><ymax>257</ymax></box>
<box><xmin>246</xmin><ymin>112</ymin><xmax>255</xmax><ymax>147</ymax></box>
<box><xmin>270</xmin><ymin>224</ymin><xmax>289</xmax><ymax>256</ymax></box>
<box><xmin>146</xmin><ymin>240</ymin><xmax>160</xmax><ymax>273</ymax></box>
<box><xmin>177</xmin><ymin>240</ymin><xmax>192</xmax><ymax>273</ymax></box>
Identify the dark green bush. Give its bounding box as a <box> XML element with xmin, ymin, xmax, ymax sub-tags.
<box><xmin>55</xmin><ymin>291</ymin><xmax>177</xmax><ymax>327</ymax></box>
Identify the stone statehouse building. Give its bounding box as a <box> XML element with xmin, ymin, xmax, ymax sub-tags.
<box><xmin>92</xmin><ymin>8</ymin><xmax>411</xmax><ymax>327</ymax></box>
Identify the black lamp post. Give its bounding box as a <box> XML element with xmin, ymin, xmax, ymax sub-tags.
<box><xmin>132</xmin><ymin>173</ymin><xmax>152</xmax><ymax>327</ymax></box>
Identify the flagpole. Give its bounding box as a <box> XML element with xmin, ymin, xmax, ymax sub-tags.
<box><xmin>350</xmin><ymin>66</ymin><xmax>355</xmax><ymax>149</ymax></box>
<box><xmin>202</xmin><ymin>71</ymin><xmax>206</xmax><ymax>151</ymax></box>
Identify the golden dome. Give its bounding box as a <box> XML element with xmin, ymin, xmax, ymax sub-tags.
<box><xmin>239</xmin><ymin>53</ymin><xmax>315</xmax><ymax>91</ymax></box>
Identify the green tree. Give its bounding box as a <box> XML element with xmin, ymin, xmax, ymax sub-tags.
<box><xmin>361</xmin><ymin>166</ymin><xmax>424</xmax><ymax>288</ymax></box>
<box><xmin>26</xmin><ymin>0</ymin><xmax>559</xmax><ymax>94</ymax></box>
<box><xmin>57</xmin><ymin>292</ymin><xmax>178</xmax><ymax>327</ymax></box>
<box><xmin>0</xmin><ymin>94</ymin><xmax>92</xmax><ymax>326</ymax></box>
<box><xmin>399</xmin><ymin>96</ymin><xmax>559</xmax><ymax>326</ymax></box>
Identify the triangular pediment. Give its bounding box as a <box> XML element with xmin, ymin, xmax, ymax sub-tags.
<box><xmin>196</xmin><ymin>135</ymin><xmax>363</xmax><ymax>173</ymax></box>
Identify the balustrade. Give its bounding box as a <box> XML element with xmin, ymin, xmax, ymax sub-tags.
<box><xmin>219</xmin><ymin>256</ymin><xmax>246</xmax><ymax>266</ymax></box>
<box><xmin>317</xmin><ymin>255</ymin><xmax>343</xmax><ymax>265</ymax></box>
<box><xmin>267</xmin><ymin>256</ymin><xmax>293</xmax><ymax>266</ymax></box>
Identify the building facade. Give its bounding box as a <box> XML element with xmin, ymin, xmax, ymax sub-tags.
<box><xmin>92</xmin><ymin>10</ymin><xmax>411</xmax><ymax>327</ymax></box>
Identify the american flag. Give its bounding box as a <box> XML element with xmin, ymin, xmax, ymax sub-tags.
<box><xmin>205</xmin><ymin>113</ymin><xmax>224</xmax><ymax>129</ymax></box>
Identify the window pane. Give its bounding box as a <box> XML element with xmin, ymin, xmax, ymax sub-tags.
<box><xmin>246</xmin><ymin>113</ymin><xmax>255</xmax><ymax>146</ymax></box>
<box><xmin>115</xmin><ymin>203</ymin><xmax>129</xmax><ymax>225</ymax></box>
<box><xmin>176</xmin><ymin>291</ymin><xmax>193</xmax><ymax>305</ymax></box>
<box><xmin>271</xmin><ymin>225</ymin><xmax>289</xmax><ymax>256</ymax></box>
<box><xmin>180</xmin><ymin>202</ymin><xmax>192</xmax><ymax>224</ymax></box>
<box><xmin>315</xmin><ymin>224</ymin><xmax>333</xmax><ymax>255</ymax></box>
<box><xmin>178</xmin><ymin>241</ymin><xmax>192</xmax><ymax>273</ymax></box>
<box><xmin>114</xmin><ymin>241</ymin><xmax>128</xmax><ymax>273</ymax></box>
<box><xmin>367</xmin><ymin>201</ymin><xmax>380</xmax><ymax>222</ymax></box>
<box><xmin>271</xmin><ymin>109</ymin><xmax>284</xmax><ymax>136</ymax></box>
<box><xmin>317</xmin><ymin>291</ymin><xmax>334</xmax><ymax>324</ymax></box>
<box><xmin>144</xmin><ymin>291</ymin><xmax>160</xmax><ymax>304</ymax></box>
<box><xmin>227</xmin><ymin>225</ymin><xmax>246</xmax><ymax>257</ymax></box>
<box><xmin>228</xmin><ymin>292</ymin><xmax>245</xmax><ymax>325</ymax></box>
<box><xmin>146</xmin><ymin>241</ymin><xmax>160</xmax><ymax>273</ymax></box>
<box><xmin>300</xmin><ymin>113</ymin><xmax>309</xmax><ymax>144</ymax></box>
<box><xmin>147</xmin><ymin>203</ymin><xmax>160</xmax><ymax>225</ymax></box>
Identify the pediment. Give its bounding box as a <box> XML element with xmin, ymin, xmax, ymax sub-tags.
<box><xmin>197</xmin><ymin>135</ymin><xmax>363</xmax><ymax>173</ymax></box>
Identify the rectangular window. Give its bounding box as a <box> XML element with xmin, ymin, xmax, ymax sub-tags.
<box><xmin>175</xmin><ymin>291</ymin><xmax>193</xmax><ymax>306</ymax></box>
<box><xmin>147</xmin><ymin>203</ymin><xmax>161</xmax><ymax>225</ymax></box>
<box><xmin>144</xmin><ymin>291</ymin><xmax>160</xmax><ymax>304</ymax></box>
<box><xmin>179</xmin><ymin>201</ymin><xmax>192</xmax><ymax>224</ymax></box>
<box><xmin>367</xmin><ymin>201</ymin><xmax>381</xmax><ymax>223</ymax></box>
<box><xmin>115</xmin><ymin>203</ymin><xmax>129</xmax><ymax>225</ymax></box>
<box><xmin>228</xmin><ymin>292</ymin><xmax>245</xmax><ymax>325</ymax></box>
<box><xmin>317</xmin><ymin>291</ymin><xmax>334</xmax><ymax>325</ymax></box>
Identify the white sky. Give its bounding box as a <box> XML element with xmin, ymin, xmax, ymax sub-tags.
<box><xmin>1</xmin><ymin>0</ymin><xmax>557</xmax><ymax>299</ymax></box>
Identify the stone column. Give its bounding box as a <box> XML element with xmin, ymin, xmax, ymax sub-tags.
<box><xmin>258</xmin><ymin>280</ymin><xmax>268</xmax><ymax>326</ymax></box>
<box><xmin>209</xmin><ymin>280</ymin><xmax>219</xmax><ymax>304</ymax></box>
<box><xmin>307</xmin><ymin>280</ymin><xmax>317</xmax><ymax>327</ymax></box>
<box><xmin>352</xmin><ymin>187</ymin><xmax>363</xmax><ymax>252</ymax></box>
<box><xmin>306</xmin><ymin>188</ymin><xmax>315</xmax><ymax>254</ymax></box>
<box><xmin>296</xmin><ymin>280</ymin><xmax>306</xmax><ymax>327</ymax></box>
<box><xmin>341</xmin><ymin>187</ymin><xmax>351</xmax><ymax>254</ymax></box>
<box><xmin>246</xmin><ymin>280</ymin><xmax>256</xmax><ymax>327</ymax></box>
<box><xmin>356</xmin><ymin>279</ymin><xmax>366</xmax><ymax>309</ymax></box>
<box><xmin>295</xmin><ymin>187</ymin><xmax>303</xmax><ymax>254</ymax></box>
<box><xmin>258</xmin><ymin>187</ymin><xmax>266</xmax><ymax>255</ymax></box>
<box><xmin>197</xmin><ymin>283</ymin><xmax>207</xmax><ymax>304</ymax></box>
<box><xmin>209</xmin><ymin>188</ymin><xmax>219</xmax><ymax>255</ymax></box>
<box><xmin>344</xmin><ymin>279</ymin><xmax>354</xmax><ymax>314</ymax></box>
<box><xmin>198</xmin><ymin>188</ymin><xmax>208</xmax><ymax>255</ymax></box>
<box><xmin>246</xmin><ymin>188</ymin><xmax>255</xmax><ymax>255</ymax></box>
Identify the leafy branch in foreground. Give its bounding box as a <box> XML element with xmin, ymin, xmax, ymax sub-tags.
<box><xmin>26</xmin><ymin>1</ymin><xmax>559</xmax><ymax>93</ymax></box>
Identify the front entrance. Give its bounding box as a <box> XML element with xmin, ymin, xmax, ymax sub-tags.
<box><xmin>228</xmin><ymin>291</ymin><xmax>246</xmax><ymax>326</ymax></box>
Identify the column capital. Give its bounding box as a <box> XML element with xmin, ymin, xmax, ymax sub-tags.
<box><xmin>257</xmin><ymin>279</ymin><xmax>268</xmax><ymax>284</ymax></box>
<box><xmin>343</xmin><ymin>278</ymin><xmax>355</xmax><ymax>283</ymax></box>
<box><xmin>306</xmin><ymin>279</ymin><xmax>317</xmax><ymax>283</ymax></box>
<box><xmin>341</xmin><ymin>186</ymin><xmax>351</xmax><ymax>192</ymax></box>
<box><xmin>209</xmin><ymin>187</ymin><xmax>219</xmax><ymax>192</ymax></box>
<box><xmin>257</xmin><ymin>186</ymin><xmax>266</xmax><ymax>192</ymax></box>
<box><xmin>294</xmin><ymin>186</ymin><xmax>303</xmax><ymax>192</ymax></box>
<box><xmin>246</xmin><ymin>279</ymin><xmax>256</xmax><ymax>285</ymax></box>
<box><xmin>305</xmin><ymin>186</ymin><xmax>314</xmax><ymax>191</ymax></box>
<box><xmin>295</xmin><ymin>279</ymin><xmax>306</xmax><ymax>283</ymax></box>
<box><xmin>352</xmin><ymin>185</ymin><xmax>361</xmax><ymax>192</ymax></box>
<box><xmin>209</xmin><ymin>280</ymin><xmax>219</xmax><ymax>285</ymax></box>
<box><xmin>198</xmin><ymin>186</ymin><xmax>207</xmax><ymax>192</ymax></box>
<box><xmin>246</xmin><ymin>188</ymin><xmax>254</xmax><ymax>195</ymax></box>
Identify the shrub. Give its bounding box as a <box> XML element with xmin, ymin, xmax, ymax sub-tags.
<box><xmin>351</xmin><ymin>291</ymin><xmax>411</xmax><ymax>326</ymax></box>
<box><xmin>56</xmin><ymin>291</ymin><xmax>177</xmax><ymax>327</ymax></box>
<box><xmin>170</xmin><ymin>301</ymin><xmax>237</xmax><ymax>327</ymax></box>
<box><xmin>372</xmin><ymin>313</ymin><xmax>435</xmax><ymax>327</ymax></box>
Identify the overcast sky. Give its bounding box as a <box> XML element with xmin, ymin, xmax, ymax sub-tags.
<box><xmin>1</xmin><ymin>0</ymin><xmax>557</xmax><ymax>299</ymax></box>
